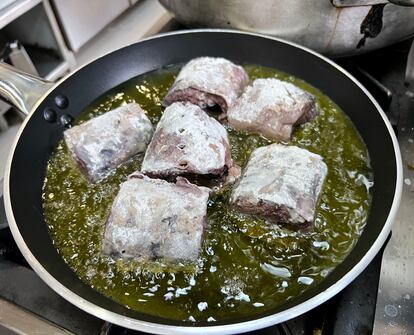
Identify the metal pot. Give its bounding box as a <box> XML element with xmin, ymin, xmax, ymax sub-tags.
<box><xmin>159</xmin><ymin>0</ymin><xmax>414</xmax><ymax>57</ymax></box>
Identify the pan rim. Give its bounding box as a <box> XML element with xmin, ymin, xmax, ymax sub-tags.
<box><xmin>3</xmin><ymin>28</ymin><xmax>403</xmax><ymax>334</ymax></box>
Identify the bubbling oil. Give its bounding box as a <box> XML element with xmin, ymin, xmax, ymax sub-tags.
<box><xmin>42</xmin><ymin>64</ymin><xmax>372</xmax><ymax>322</ymax></box>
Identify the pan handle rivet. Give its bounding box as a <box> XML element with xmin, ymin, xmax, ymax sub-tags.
<box><xmin>60</xmin><ymin>114</ymin><xmax>73</xmax><ymax>128</ymax></box>
<box><xmin>43</xmin><ymin>108</ymin><xmax>57</xmax><ymax>123</ymax></box>
<box><xmin>55</xmin><ymin>95</ymin><xmax>69</xmax><ymax>109</ymax></box>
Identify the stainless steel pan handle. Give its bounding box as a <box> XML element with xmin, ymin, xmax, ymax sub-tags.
<box><xmin>0</xmin><ymin>62</ymin><xmax>53</xmax><ymax>116</ymax></box>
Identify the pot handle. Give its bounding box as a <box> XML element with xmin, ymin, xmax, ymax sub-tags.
<box><xmin>388</xmin><ymin>0</ymin><xmax>414</xmax><ymax>5</ymax></box>
<box><xmin>0</xmin><ymin>62</ymin><xmax>53</xmax><ymax>116</ymax></box>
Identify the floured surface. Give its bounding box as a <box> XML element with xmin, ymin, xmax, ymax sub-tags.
<box><xmin>231</xmin><ymin>144</ymin><xmax>327</xmax><ymax>225</ymax></box>
<box><xmin>103</xmin><ymin>173</ymin><xmax>209</xmax><ymax>262</ymax></box>
<box><xmin>163</xmin><ymin>57</ymin><xmax>249</xmax><ymax>112</ymax></box>
<box><xmin>64</xmin><ymin>103</ymin><xmax>153</xmax><ymax>182</ymax></box>
<box><xmin>142</xmin><ymin>102</ymin><xmax>233</xmax><ymax>176</ymax></box>
<box><xmin>228</xmin><ymin>78</ymin><xmax>318</xmax><ymax>141</ymax></box>
<box><xmin>43</xmin><ymin>64</ymin><xmax>372</xmax><ymax>322</ymax></box>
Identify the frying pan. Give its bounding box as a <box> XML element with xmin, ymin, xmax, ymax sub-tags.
<box><xmin>0</xmin><ymin>30</ymin><xmax>402</xmax><ymax>334</ymax></box>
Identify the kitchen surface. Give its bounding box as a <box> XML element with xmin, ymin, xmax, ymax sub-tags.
<box><xmin>0</xmin><ymin>1</ymin><xmax>413</xmax><ymax>334</ymax></box>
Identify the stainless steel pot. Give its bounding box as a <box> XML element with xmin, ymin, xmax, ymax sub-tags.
<box><xmin>159</xmin><ymin>0</ymin><xmax>414</xmax><ymax>57</ymax></box>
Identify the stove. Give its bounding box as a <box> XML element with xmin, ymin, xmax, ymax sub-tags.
<box><xmin>0</xmin><ymin>26</ymin><xmax>413</xmax><ymax>335</ymax></box>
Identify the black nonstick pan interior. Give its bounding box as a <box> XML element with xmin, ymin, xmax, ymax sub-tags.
<box><xmin>6</xmin><ymin>31</ymin><xmax>398</xmax><ymax>329</ymax></box>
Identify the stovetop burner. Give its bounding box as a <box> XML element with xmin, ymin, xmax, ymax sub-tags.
<box><xmin>0</xmin><ymin>26</ymin><xmax>412</xmax><ymax>335</ymax></box>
